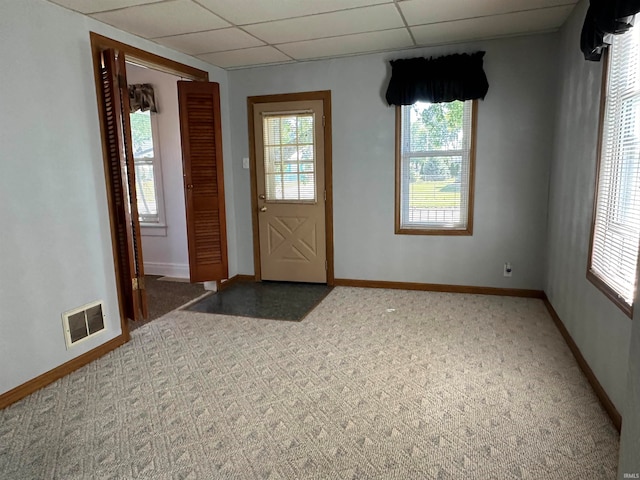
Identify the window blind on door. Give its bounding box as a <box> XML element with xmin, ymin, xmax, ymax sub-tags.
<box><xmin>262</xmin><ymin>112</ymin><xmax>316</xmax><ymax>203</ymax></box>
<box><xmin>591</xmin><ymin>26</ymin><xmax>640</xmax><ymax>307</ymax></box>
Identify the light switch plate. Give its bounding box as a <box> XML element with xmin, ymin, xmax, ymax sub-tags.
<box><xmin>242</xmin><ymin>157</ymin><xmax>250</xmax><ymax>169</ymax></box>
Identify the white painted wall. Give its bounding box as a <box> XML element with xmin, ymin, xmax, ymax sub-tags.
<box><xmin>0</xmin><ymin>0</ymin><xmax>235</xmax><ymax>395</ymax></box>
<box><xmin>545</xmin><ymin>0</ymin><xmax>632</xmax><ymax>413</ymax></box>
<box><xmin>228</xmin><ymin>34</ymin><xmax>558</xmax><ymax>289</ymax></box>
<box><xmin>126</xmin><ymin>64</ymin><xmax>190</xmax><ymax>279</ymax></box>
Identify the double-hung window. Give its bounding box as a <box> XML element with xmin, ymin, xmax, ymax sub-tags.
<box><xmin>395</xmin><ymin>100</ymin><xmax>477</xmax><ymax>234</ymax></box>
<box><xmin>589</xmin><ymin>26</ymin><xmax>640</xmax><ymax>316</ymax></box>
<box><xmin>130</xmin><ymin>109</ymin><xmax>165</xmax><ymax>227</ymax></box>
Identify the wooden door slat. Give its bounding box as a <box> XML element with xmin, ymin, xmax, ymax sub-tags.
<box><xmin>178</xmin><ymin>81</ymin><xmax>228</xmax><ymax>282</ymax></box>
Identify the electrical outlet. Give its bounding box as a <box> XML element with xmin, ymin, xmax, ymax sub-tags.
<box><xmin>504</xmin><ymin>262</ymin><xmax>512</xmax><ymax>277</ymax></box>
<box><xmin>242</xmin><ymin>157</ymin><xmax>250</xmax><ymax>169</ymax></box>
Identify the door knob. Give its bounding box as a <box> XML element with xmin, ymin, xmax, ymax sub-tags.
<box><xmin>258</xmin><ymin>194</ymin><xmax>266</xmax><ymax>200</ymax></box>
<box><xmin>260</xmin><ymin>206</ymin><xmax>267</xmax><ymax>212</ymax></box>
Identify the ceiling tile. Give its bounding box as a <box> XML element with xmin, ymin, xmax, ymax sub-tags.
<box><xmin>197</xmin><ymin>46</ymin><xmax>292</xmax><ymax>69</ymax></box>
<box><xmin>411</xmin><ymin>6</ymin><xmax>575</xmax><ymax>45</ymax></box>
<box><xmin>48</xmin><ymin>0</ymin><xmax>161</xmax><ymax>14</ymax></box>
<box><xmin>400</xmin><ymin>0</ymin><xmax>577</xmax><ymax>26</ymax></box>
<box><xmin>154</xmin><ymin>28</ymin><xmax>264</xmax><ymax>55</ymax></box>
<box><xmin>279</xmin><ymin>29</ymin><xmax>414</xmax><ymax>60</ymax></box>
<box><xmin>243</xmin><ymin>4</ymin><xmax>404</xmax><ymax>44</ymax></box>
<box><xmin>91</xmin><ymin>0</ymin><xmax>230</xmax><ymax>39</ymax></box>
<box><xmin>196</xmin><ymin>0</ymin><xmax>392</xmax><ymax>25</ymax></box>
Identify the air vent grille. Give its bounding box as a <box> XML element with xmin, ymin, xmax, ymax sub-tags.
<box><xmin>62</xmin><ymin>301</ymin><xmax>106</xmax><ymax>348</ymax></box>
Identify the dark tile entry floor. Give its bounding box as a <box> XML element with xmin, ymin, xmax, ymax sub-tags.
<box><xmin>185</xmin><ymin>281</ymin><xmax>333</xmax><ymax>321</ymax></box>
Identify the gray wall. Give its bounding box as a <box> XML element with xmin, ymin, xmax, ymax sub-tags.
<box><xmin>619</xmin><ymin>305</ymin><xmax>640</xmax><ymax>476</ymax></box>
<box><xmin>228</xmin><ymin>34</ymin><xmax>558</xmax><ymax>290</ymax></box>
<box><xmin>0</xmin><ymin>0</ymin><xmax>236</xmax><ymax>395</ymax></box>
<box><xmin>545</xmin><ymin>0</ymin><xmax>632</xmax><ymax>413</ymax></box>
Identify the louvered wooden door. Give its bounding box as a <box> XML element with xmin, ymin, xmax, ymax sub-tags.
<box><xmin>98</xmin><ymin>48</ymin><xmax>148</xmax><ymax>321</ymax></box>
<box><xmin>177</xmin><ymin>81</ymin><xmax>228</xmax><ymax>282</ymax></box>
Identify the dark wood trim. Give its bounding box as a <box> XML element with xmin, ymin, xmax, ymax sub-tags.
<box><xmin>586</xmin><ymin>49</ymin><xmax>634</xmax><ymax>319</ymax></box>
<box><xmin>89</xmin><ymin>33</ymin><xmax>208</xmax><ymax>81</ymax></box>
<box><xmin>90</xmin><ymin>43</ymin><xmax>131</xmax><ymax>340</ymax></box>
<box><xmin>218</xmin><ymin>274</ymin><xmax>255</xmax><ymax>291</ymax></box>
<box><xmin>542</xmin><ymin>294</ymin><xmax>622</xmax><ymax>432</ymax></box>
<box><xmin>394</xmin><ymin>105</ymin><xmax>402</xmax><ymax>234</ymax></box>
<box><xmin>323</xmin><ymin>93</ymin><xmax>335</xmax><ymax>286</ymax></box>
<box><xmin>247</xmin><ymin>90</ymin><xmax>334</xmax><ymax>285</ymax></box>
<box><xmin>116</xmin><ymin>50</ymin><xmax>148</xmax><ymax>321</ymax></box>
<box><xmin>247</xmin><ymin>97</ymin><xmax>261</xmax><ymax>282</ymax></box>
<box><xmin>334</xmin><ymin>278</ymin><xmax>544</xmax><ymax>298</ymax></box>
<box><xmin>467</xmin><ymin>100</ymin><xmax>478</xmax><ymax>235</ymax></box>
<box><xmin>90</xmin><ymin>33</ymin><xmax>211</xmax><ymax>339</ymax></box>
<box><xmin>0</xmin><ymin>334</ymin><xmax>127</xmax><ymax>410</ymax></box>
<box><xmin>394</xmin><ymin>100</ymin><xmax>477</xmax><ymax>236</ymax></box>
<box><xmin>395</xmin><ymin>227</ymin><xmax>475</xmax><ymax>236</ymax></box>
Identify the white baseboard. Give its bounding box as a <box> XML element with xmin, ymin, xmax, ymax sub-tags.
<box><xmin>143</xmin><ymin>262</ymin><xmax>190</xmax><ymax>279</ymax></box>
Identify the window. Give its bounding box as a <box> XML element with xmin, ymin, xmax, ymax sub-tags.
<box><xmin>395</xmin><ymin>100</ymin><xmax>476</xmax><ymax>234</ymax></box>
<box><xmin>130</xmin><ymin>110</ymin><xmax>164</xmax><ymax>226</ymax></box>
<box><xmin>588</xmin><ymin>26</ymin><xmax>640</xmax><ymax>316</ymax></box>
<box><xmin>262</xmin><ymin>112</ymin><xmax>316</xmax><ymax>202</ymax></box>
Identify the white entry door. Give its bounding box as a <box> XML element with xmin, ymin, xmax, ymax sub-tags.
<box><xmin>253</xmin><ymin>100</ymin><xmax>326</xmax><ymax>283</ymax></box>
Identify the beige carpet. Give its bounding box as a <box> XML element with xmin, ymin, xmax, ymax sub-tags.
<box><xmin>0</xmin><ymin>288</ymin><xmax>619</xmax><ymax>479</ymax></box>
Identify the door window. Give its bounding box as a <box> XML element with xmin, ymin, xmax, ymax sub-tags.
<box><xmin>262</xmin><ymin>113</ymin><xmax>316</xmax><ymax>203</ymax></box>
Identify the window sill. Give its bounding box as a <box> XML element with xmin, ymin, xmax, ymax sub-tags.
<box><xmin>140</xmin><ymin>224</ymin><xmax>167</xmax><ymax>237</ymax></box>
<box><xmin>586</xmin><ymin>269</ymin><xmax>633</xmax><ymax>319</ymax></box>
<box><xmin>395</xmin><ymin>226</ymin><xmax>473</xmax><ymax>236</ymax></box>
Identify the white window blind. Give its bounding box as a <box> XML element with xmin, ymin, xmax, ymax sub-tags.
<box><xmin>130</xmin><ymin>110</ymin><xmax>163</xmax><ymax>225</ymax></box>
<box><xmin>262</xmin><ymin>112</ymin><xmax>316</xmax><ymax>203</ymax></box>
<box><xmin>591</xmin><ymin>26</ymin><xmax>640</xmax><ymax>307</ymax></box>
<box><xmin>398</xmin><ymin>100</ymin><xmax>474</xmax><ymax>231</ymax></box>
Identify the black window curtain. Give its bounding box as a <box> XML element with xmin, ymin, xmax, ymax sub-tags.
<box><xmin>128</xmin><ymin>83</ymin><xmax>158</xmax><ymax>113</ymax></box>
<box><xmin>581</xmin><ymin>0</ymin><xmax>640</xmax><ymax>61</ymax></box>
<box><xmin>385</xmin><ymin>51</ymin><xmax>489</xmax><ymax>106</ymax></box>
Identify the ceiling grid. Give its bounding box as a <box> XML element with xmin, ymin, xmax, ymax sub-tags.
<box><xmin>47</xmin><ymin>0</ymin><xmax>579</xmax><ymax>69</ymax></box>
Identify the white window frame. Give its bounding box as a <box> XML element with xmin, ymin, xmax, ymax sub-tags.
<box><xmin>132</xmin><ymin>111</ymin><xmax>166</xmax><ymax>235</ymax></box>
<box><xmin>395</xmin><ymin>100</ymin><xmax>477</xmax><ymax>235</ymax></box>
<box><xmin>588</xmin><ymin>28</ymin><xmax>640</xmax><ymax>317</ymax></box>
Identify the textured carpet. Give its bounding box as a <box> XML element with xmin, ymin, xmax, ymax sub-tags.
<box><xmin>0</xmin><ymin>288</ymin><xmax>619</xmax><ymax>479</ymax></box>
<box><xmin>128</xmin><ymin>275</ymin><xmax>207</xmax><ymax>332</ymax></box>
<box><xmin>187</xmin><ymin>281</ymin><xmax>333</xmax><ymax>321</ymax></box>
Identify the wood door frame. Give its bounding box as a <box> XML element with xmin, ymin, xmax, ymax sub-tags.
<box><xmin>247</xmin><ymin>91</ymin><xmax>334</xmax><ymax>285</ymax></box>
<box><xmin>90</xmin><ymin>32</ymin><xmax>209</xmax><ymax>339</ymax></box>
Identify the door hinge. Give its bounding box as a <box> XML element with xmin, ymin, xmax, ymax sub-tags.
<box><xmin>322</xmin><ymin>115</ymin><xmax>325</xmax><ymax>127</ymax></box>
<box><xmin>325</xmin><ymin>260</ymin><xmax>328</xmax><ymax>271</ymax></box>
<box><xmin>132</xmin><ymin>276</ymin><xmax>145</xmax><ymax>291</ymax></box>
<box><xmin>324</xmin><ymin>190</ymin><xmax>327</xmax><ymax>201</ymax></box>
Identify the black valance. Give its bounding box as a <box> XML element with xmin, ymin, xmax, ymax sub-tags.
<box><xmin>128</xmin><ymin>83</ymin><xmax>158</xmax><ymax>113</ymax></box>
<box><xmin>385</xmin><ymin>52</ymin><xmax>489</xmax><ymax>106</ymax></box>
<box><xmin>581</xmin><ymin>0</ymin><xmax>640</xmax><ymax>61</ymax></box>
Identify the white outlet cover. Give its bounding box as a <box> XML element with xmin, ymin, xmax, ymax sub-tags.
<box><xmin>242</xmin><ymin>157</ymin><xmax>250</xmax><ymax>169</ymax></box>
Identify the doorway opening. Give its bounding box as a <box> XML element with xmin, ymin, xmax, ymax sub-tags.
<box><xmin>90</xmin><ymin>33</ymin><xmax>228</xmax><ymax>338</ymax></box>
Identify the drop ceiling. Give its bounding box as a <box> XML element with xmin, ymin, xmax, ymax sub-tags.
<box><xmin>47</xmin><ymin>0</ymin><xmax>578</xmax><ymax>69</ymax></box>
